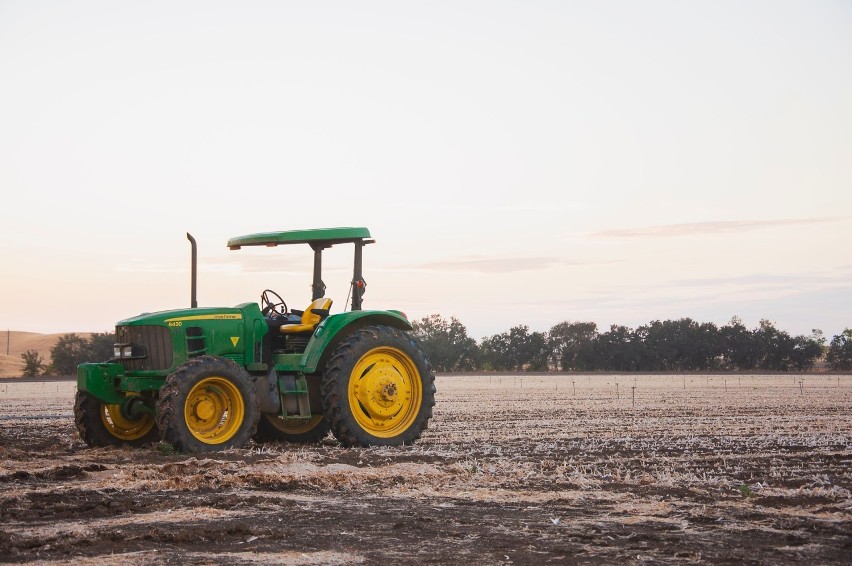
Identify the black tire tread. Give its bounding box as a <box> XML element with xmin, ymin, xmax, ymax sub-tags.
<box><xmin>74</xmin><ymin>390</ymin><xmax>159</xmax><ymax>447</ymax></box>
<box><xmin>321</xmin><ymin>325</ymin><xmax>435</xmax><ymax>448</ymax></box>
<box><xmin>155</xmin><ymin>356</ymin><xmax>259</xmax><ymax>453</ymax></box>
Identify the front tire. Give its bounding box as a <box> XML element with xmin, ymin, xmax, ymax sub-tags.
<box><xmin>321</xmin><ymin>326</ymin><xmax>435</xmax><ymax>447</ymax></box>
<box><xmin>74</xmin><ymin>391</ymin><xmax>159</xmax><ymax>447</ymax></box>
<box><xmin>156</xmin><ymin>356</ymin><xmax>259</xmax><ymax>453</ymax></box>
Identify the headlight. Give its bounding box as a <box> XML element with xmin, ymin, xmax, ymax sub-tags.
<box><xmin>113</xmin><ymin>343</ymin><xmax>146</xmax><ymax>359</ymax></box>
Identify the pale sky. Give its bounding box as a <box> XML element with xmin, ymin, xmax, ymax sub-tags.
<box><xmin>1</xmin><ymin>1</ymin><xmax>850</xmax><ymax>340</ymax></box>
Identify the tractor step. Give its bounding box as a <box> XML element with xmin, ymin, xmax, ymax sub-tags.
<box><xmin>278</xmin><ymin>374</ymin><xmax>311</xmax><ymax>419</ymax></box>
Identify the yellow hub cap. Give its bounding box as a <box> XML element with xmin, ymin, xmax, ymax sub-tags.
<box><xmin>348</xmin><ymin>347</ymin><xmax>422</xmax><ymax>438</ymax></box>
<box><xmin>184</xmin><ymin>377</ymin><xmax>245</xmax><ymax>444</ymax></box>
<box><xmin>101</xmin><ymin>403</ymin><xmax>155</xmax><ymax>441</ymax></box>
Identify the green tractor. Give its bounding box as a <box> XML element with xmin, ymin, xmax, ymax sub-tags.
<box><xmin>75</xmin><ymin>227</ymin><xmax>435</xmax><ymax>452</ymax></box>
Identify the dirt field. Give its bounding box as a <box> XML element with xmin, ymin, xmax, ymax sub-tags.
<box><xmin>1</xmin><ymin>374</ymin><xmax>850</xmax><ymax>564</ymax></box>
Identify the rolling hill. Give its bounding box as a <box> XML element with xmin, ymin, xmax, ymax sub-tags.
<box><xmin>0</xmin><ymin>331</ymin><xmax>94</xmax><ymax>378</ymax></box>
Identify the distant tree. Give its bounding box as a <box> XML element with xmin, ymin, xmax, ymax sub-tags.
<box><xmin>827</xmin><ymin>329</ymin><xmax>852</xmax><ymax>370</ymax></box>
<box><xmin>720</xmin><ymin>316</ymin><xmax>757</xmax><ymax>370</ymax></box>
<box><xmin>480</xmin><ymin>325</ymin><xmax>550</xmax><ymax>371</ymax></box>
<box><xmin>753</xmin><ymin>319</ymin><xmax>795</xmax><ymax>371</ymax></box>
<box><xmin>48</xmin><ymin>332</ymin><xmax>116</xmax><ymax>376</ymax></box>
<box><xmin>549</xmin><ymin>321</ymin><xmax>598</xmax><ymax>371</ymax></box>
<box><xmin>480</xmin><ymin>332</ymin><xmax>512</xmax><ymax>371</ymax></box>
<box><xmin>49</xmin><ymin>334</ymin><xmax>90</xmax><ymax>375</ymax></box>
<box><xmin>789</xmin><ymin>330</ymin><xmax>825</xmax><ymax>371</ymax></box>
<box><xmin>694</xmin><ymin>321</ymin><xmax>724</xmax><ymax>370</ymax></box>
<box><xmin>631</xmin><ymin>324</ymin><xmax>653</xmax><ymax>370</ymax></box>
<box><xmin>637</xmin><ymin>320</ymin><xmax>667</xmax><ymax>370</ymax></box>
<box><xmin>87</xmin><ymin>332</ymin><xmax>117</xmax><ymax>362</ymax></box>
<box><xmin>594</xmin><ymin>325</ymin><xmax>639</xmax><ymax>371</ymax></box>
<box><xmin>411</xmin><ymin>315</ymin><xmax>480</xmax><ymax>372</ymax></box>
<box><xmin>523</xmin><ymin>328</ymin><xmax>550</xmax><ymax>371</ymax></box>
<box><xmin>20</xmin><ymin>350</ymin><xmax>44</xmax><ymax>377</ymax></box>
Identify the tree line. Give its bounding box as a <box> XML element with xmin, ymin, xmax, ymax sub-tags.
<box><xmin>18</xmin><ymin>320</ymin><xmax>852</xmax><ymax>376</ymax></box>
<box><xmin>411</xmin><ymin>315</ymin><xmax>852</xmax><ymax>373</ymax></box>
<box><xmin>21</xmin><ymin>333</ymin><xmax>114</xmax><ymax>377</ymax></box>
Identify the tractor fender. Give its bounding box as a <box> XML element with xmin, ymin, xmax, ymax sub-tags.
<box><xmin>300</xmin><ymin>310</ymin><xmax>412</xmax><ymax>374</ymax></box>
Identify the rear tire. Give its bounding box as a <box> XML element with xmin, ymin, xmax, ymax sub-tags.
<box><xmin>156</xmin><ymin>356</ymin><xmax>259</xmax><ymax>453</ymax></box>
<box><xmin>254</xmin><ymin>414</ymin><xmax>330</xmax><ymax>444</ymax></box>
<box><xmin>321</xmin><ymin>325</ymin><xmax>435</xmax><ymax>447</ymax></box>
<box><xmin>74</xmin><ymin>390</ymin><xmax>158</xmax><ymax>447</ymax></box>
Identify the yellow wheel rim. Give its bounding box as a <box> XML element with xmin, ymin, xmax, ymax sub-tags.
<box><xmin>101</xmin><ymin>403</ymin><xmax>155</xmax><ymax>441</ymax></box>
<box><xmin>348</xmin><ymin>347</ymin><xmax>422</xmax><ymax>438</ymax></box>
<box><xmin>265</xmin><ymin>414</ymin><xmax>324</xmax><ymax>435</ymax></box>
<box><xmin>184</xmin><ymin>377</ymin><xmax>245</xmax><ymax>444</ymax></box>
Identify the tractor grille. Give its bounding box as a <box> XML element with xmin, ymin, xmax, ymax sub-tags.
<box><xmin>116</xmin><ymin>325</ymin><xmax>173</xmax><ymax>371</ymax></box>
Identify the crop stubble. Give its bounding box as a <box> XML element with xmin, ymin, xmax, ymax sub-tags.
<box><xmin>0</xmin><ymin>374</ymin><xmax>849</xmax><ymax>564</ymax></box>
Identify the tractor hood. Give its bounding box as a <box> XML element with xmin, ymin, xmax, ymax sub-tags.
<box><xmin>111</xmin><ymin>302</ymin><xmax>267</xmax><ymax>373</ymax></box>
<box><xmin>117</xmin><ymin>305</ymin><xmax>252</xmax><ymax>328</ymax></box>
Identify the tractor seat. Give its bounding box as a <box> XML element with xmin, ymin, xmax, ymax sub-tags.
<box><xmin>280</xmin><ymin>298</ymin><xmax>333</xmax><ymax>334</ymax></box>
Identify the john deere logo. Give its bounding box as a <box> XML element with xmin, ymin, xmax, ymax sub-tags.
<box><xmin>231</xmin><ymin>337</ymin><xmax>239</xmax><ymax>347</ymax></box>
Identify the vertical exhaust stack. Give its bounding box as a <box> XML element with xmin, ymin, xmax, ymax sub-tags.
<box><xmin>352</xmin><ymin>241</ymin><xmax>365</xmax><ymax>311</ymax></box>
<box><xmin>187</xmin><ymin>233</ymin><xmax>198</xmax><ymax>308</ymax></box>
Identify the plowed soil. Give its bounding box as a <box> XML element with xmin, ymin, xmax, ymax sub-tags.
<box><xmin>1</xmin><ymin>375</ymin><xmax>850</xmax><ymax>564</ymax></box>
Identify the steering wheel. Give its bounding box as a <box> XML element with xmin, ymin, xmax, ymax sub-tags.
<box><xmin>260</xmin><ymin>289</ymin><xmax>288</xmax><ymax>317</ymax></box>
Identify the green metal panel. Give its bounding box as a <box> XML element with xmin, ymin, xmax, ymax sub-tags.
<box><xmin>299</xmin><ymin>310</ymin><xmax>413</xmax><ymax>373</ymax></box>
<box><xmin>121</xmin><ymin>375</ymin><xmax>168</xmax><ymax>393</ymax></box>
<box><xmin>77</xmin><ymin>363</ymin><xmax>126</xmax><ymax>405</ymax></box>
<box><xmin>78</xmin><ymin>363</ymin><xmax>162</xmax><ymax>406</ymax></box>
<box><xmin>227</xmin><ymin>227</ymin><xmax>371</xmax><ymax>249</ymax></box>
<box><xmin>273</xmin><ymin>353</ymin><xmax>303</xmax><ymax>372</ymax></box>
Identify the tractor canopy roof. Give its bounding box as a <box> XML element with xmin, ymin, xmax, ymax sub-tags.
<box><xmin>227</xmin><ymin>227</ymin><xmax>373</xmax><ymax>308</ymax></box>
<box><xmin>227</xmin><ymin>227</ymin><xmax>371</xmax><ymax>250</ymax></box>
